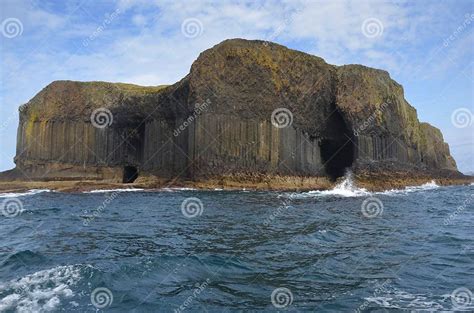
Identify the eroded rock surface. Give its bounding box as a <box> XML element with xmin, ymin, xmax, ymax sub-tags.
<box><xmin>4</xmin><ymin>39</ymin><xmax>464</xmax><ymax>187</ymax></box>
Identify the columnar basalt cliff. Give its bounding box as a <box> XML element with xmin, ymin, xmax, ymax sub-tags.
<box><xmin>3</xmin><ymin>39</ymin><xmax>466</xmax><ymax>190</ymax></box>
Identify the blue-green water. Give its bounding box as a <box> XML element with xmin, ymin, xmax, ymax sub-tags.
<box><xmin>0</xmin><ymin>180</ymin><xmax>473</xmax><ymax>312</ymax></box>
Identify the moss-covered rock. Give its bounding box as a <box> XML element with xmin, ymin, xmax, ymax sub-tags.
<box><xmin>8</xmin><ymin>38</ymin><xmax>462</xmax><ymax>184</ymax></box>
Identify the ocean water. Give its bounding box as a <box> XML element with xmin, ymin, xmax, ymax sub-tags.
<box><xmin>0</xmin><ymin>178</ymin><xmax>473</xmax><ymax>312</ymax></box>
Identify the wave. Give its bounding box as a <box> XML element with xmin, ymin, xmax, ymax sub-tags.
<box><xmin>0</xmin><ymin>264</ymin><xmax>90</xmax><ymax>312</ymax></box>
<box><xmin>0</xmin><ymin>250</ymin><xmax>47</xmax><ymax>268</ymax></box>
<box><xmin>0</xmin><ymin>189</ymin><xmax>51</xmax><ymax>198</ymax></box>
<box><xmin>377</xmin><ymin>180</ymin><xmax>439</xmax><ymax>196</ymax></box>
<box><xmin>159</xmin><ymin>187</ymin><xmax>198</xmax><ymax>192</ymax></box>
<box><xmin>364</xmin><ymin>288</ymin><xmax>473</xmax><ymax>311</ymax></box>
<box><xmin>282</xmin><ymin>173</ymin><xmax>441</xmax><ymax>199</ymax></box>
<box><xmin>84</xmin><ymin>187</ymin><xmax>145</xmax><ymax>193</ymax></box>
<box><xmin>284</xmin><ymin>173</ymin><xmax>370</xmax><ymax>198</ymax></box>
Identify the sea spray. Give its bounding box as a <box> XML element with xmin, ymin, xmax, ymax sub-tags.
<box><xmin>280</xmin><ymin>171</ymin><xmax>445</xmax><ymax>199</ymax></box>
<box><xmin>283</xmin><ymin>171</ymin><xmax>370</xmax><ymax>198</ymax></box>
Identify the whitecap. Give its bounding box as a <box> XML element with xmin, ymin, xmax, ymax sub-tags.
<box><xmin>377</xmin><ymin>180</ymin><xmax>440</xmax><ymax>196</ymax></box>
<box><xmin>281</xmin><ymin>172</ymin><xmax>445</xmax><ymax>199</ymax></box>
<box><xmin>0</xmin><ymin>189</ymin><xmax>51</xmax><ymax>198</ymax></box>
<box><xmin>284</xmin><ymin>172</ymin><xmax>370</xmax><ymax>198</ymax></box>
<box><xmin>160</xmin><ymin>187</ymin><xmax>198</xmax><ymax>192</ymax></box>
<box><xmin>364</xmin><ymin>288</ymin><xmax>466</xmax><ymax>311</ymax></box>
<box><xmin>0</xmin><ymin>264</ymin><xmax>88</xmax><ymax>312</ymax></box>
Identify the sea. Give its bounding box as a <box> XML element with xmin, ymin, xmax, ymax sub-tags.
<box><xmin>0</xmin><ymin>176</ymin><xmax>473</xmax><ymax>312</ymax></box>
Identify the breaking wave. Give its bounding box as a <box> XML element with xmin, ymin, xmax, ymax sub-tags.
<box><xmin>364</xmin><ymin>288</ymin><xmax>474</xmax><ymax>311</ymax></box>
<box><xmin>0</xmin><ymin>189</ymin><xmax>51</xmax><ymax>198</ymax></box>
<box><xmin>378</xmin><ymin>180</ymin><xmax>439</xmax><ymax>196</ymax></box>
<box><xmin>0</xmin><ymin>264</ymin><xmax>90</xmax><ymax>312</ymax></box>
<box><xmin>282</xmin><ymin>173</ymin><xmax>441</xmax><ymax>199</ymax></box>
<box><xmin>284</xmin><ymin>172</ymin><xmax>369</xmax><ymax>199</ymax></box>
<box><xmin>159</xmin><ymin>187</ymin><xmax>198</xmax><ymax>192</ymax></box>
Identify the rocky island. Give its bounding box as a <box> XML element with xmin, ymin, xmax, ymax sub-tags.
<box><xmin>0</xmin><ymin>39</ymin><xmax>471</xmax><ymax>192</ymax></box>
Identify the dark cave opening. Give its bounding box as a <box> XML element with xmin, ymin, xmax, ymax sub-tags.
<box><xmin>320</xmin><ymin>139</ymin><xmax>354</xmax><ymax>180</ymax></box>
<box><xmin>123</xmin><ymin>165</ymin><xmax>138</xmax><ymax>183</ymax></box>
<box><xmin>319</xmin><ymin>110</ymin><xmax>355</xmax><ymax>180</ymax></box>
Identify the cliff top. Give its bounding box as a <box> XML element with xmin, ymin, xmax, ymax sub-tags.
<box><xmin>20</xmin><ymin>80</ymin><xmax>169</xmax><ymax>121</ymax></box>
<box><xmin>20</xmin><ymin>39</ymin><xmax>403</xmax><ymax>121</ymax></box>
<box><xmin>19</xmin><ymin>39</ymin><xmax>441</xmax><ymax>145</ymax></box>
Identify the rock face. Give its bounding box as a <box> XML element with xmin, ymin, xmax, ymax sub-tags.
<box><xmin>9</xmin><ymin>39</ymin><xmax>461</xmax><ymax>185</ymax></box>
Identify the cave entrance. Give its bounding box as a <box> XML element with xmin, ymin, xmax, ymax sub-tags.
<box><xmin>320</xmin><ymin>139</ymin><xmax>354</xmax><ymax>180</ymax></box>
<box><xmin>123</xmin><ymin>165</ymin><xmax>138</xmax><ymax>183</ymax></box>
<box><xmin>319</xmin><ymin>109</ymin><xmax>355</xmax><ymax>180</ymax></box>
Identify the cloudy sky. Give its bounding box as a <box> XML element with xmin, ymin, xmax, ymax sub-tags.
<box><xmin>0</xmin><ymin>0</ymin><xmax>473</xmax><ymax>173</ymax></box>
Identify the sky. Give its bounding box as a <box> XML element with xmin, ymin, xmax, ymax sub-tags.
<box><xmin>0</xmin><ymin>0</ymin><xmax>473</xmax><ymax>173</ymax></box>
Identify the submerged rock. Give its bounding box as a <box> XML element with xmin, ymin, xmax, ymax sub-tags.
<box><xmin>2</xmin><ymin>39</ymin><xmax>468</xmax><ymax>189</ymax></box>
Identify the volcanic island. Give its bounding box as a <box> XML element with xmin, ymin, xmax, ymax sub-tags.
<box><xmin>1</xmin><ymin>39</ymin><xmax>471</xmax><ymax>192</ymax></box>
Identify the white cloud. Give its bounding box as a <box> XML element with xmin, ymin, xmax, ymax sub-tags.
<box><xmin>131</xmin><ymin>14</ymin><xmax>147</xmax><ymax>27</ymax></box>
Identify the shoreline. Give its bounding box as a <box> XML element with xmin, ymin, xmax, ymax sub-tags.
<box><xmin>0</xmin><ymin>175</ymin><xmax>472</xmax><ymax>194</ymax></box>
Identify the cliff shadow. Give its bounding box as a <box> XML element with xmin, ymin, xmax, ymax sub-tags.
<box><xmin>123</xmin><ymin>165</ymin><xmax>138</xmax><ymax>183</ymax></box>
<box><xmin>119</xmin><ymin>123</ymin><xmax>145</xmax><ymax>183</ymax></box>
<box><xmin>319</xmin><ymin>110</ymin><xmax>354</xmax><ymax>180</ymax></box>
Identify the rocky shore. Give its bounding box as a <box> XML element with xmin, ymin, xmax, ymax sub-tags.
<box><xmin>1</xmin><ymin>173</ymin><xmax>472</xmax><ymax>194</ymax></box>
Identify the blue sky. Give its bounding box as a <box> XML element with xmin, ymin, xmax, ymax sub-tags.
<box><xmin>1</xmin><ymin>0</ymin><xmax>473</xmax><ymax>173</ymax></box>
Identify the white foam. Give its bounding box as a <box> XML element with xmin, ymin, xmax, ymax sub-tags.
<box><xmin>0</xmin><ymin>189</ymin><xmax>51</xmax><ymax>198</ymax></box>
<box><xmin>0</xmin><ymin>264</ymin><xmax>87</xmax><ymax>312</ymax></box>
<box><xmin>364</xmin><ymin>288</ymin><xmax>471</xmax><ymax>311</ymax></box>
<box><xmin>282</xmin><ymin>173</ymin><xmax>443</xmax><ymax>199</ymax></box>
<box><xmin>285</xmin><ymin>172</ymin><xmax>370</xmax><ymax>198</ymax></box>
<box><xmin>84</xmin><ymin>187</ymin><xmax>144</xmax><ymax>193</ymax></box>
<box><xmin>159</xmin><ymin>187</ymin><xmax>198</xmax><ymax>192</ymax></box>
<box><xmin>377</xmin><ymin>180</ymin><xmax>440</xmax><ymax>196</ymax></box>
